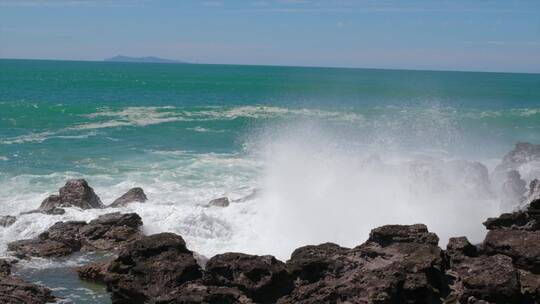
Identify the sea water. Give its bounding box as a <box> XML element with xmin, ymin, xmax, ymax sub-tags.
<box><xmin>1</xmin><ymin>59</ymin><xmax>539</xmax><ymax>302</ymax></box>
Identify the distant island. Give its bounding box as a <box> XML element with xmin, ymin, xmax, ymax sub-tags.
<box><xmin>104</xmin><ymin>55</ymin><xmax>187</xmax><ymax>64</ymax></box>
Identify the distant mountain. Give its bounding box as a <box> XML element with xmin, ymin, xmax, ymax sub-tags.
<box><xmin>104</xmin><ymin>55</ymin><xmax>187</xmax><ymax>64</ymax></box>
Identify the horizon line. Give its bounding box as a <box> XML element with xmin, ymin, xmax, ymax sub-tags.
<box><xmin>1</xmin><ymin>56</ymin><xmax>539</xmax><ymax>75</ymax></box>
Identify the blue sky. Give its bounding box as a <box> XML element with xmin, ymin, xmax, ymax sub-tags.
<box><xmin>0</xmin><ymin>0</ymin><xmax>539</xmax><ymax>72</ymax></box>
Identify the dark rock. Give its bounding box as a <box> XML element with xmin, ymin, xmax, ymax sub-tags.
<box><xmin>0</xmin><ymin>259</ymin><xmax>56</xmax><ymax>304</ymax></box>
<box><xmin>204</xmin><ymin>253</ymin><xmax>293</xmax><ymax>304</ymax></box>
<box><xmin>39</xmin><ymin>179</ymin><xmax>104</xmax><ymax>211</ymax></box>
<box><xmin>110</xmin><ymin>187</ymin><xmax>148</xmax><ymax>208</ymax></box>
<box><xmin>286</xmin><ymin>243</ymin><xmax>349</xmax><ymax>283</ymax></box>
<box><xmin>7</xmin><ymin>213</ymin><xmax>142</xmax><ymax>258</ymax></box>
<box><xmin>483</xmin><ymin>229</ymin><xmax>540</xmax><ymax>273</ymax></box>
<box><xmin>279</xmin><ymin>224</ymin><xmax>446</xmax><ymax>304</ymax></box>
<box><xmin>79</xmin><ymin>212</ymin><xmax>143</xmax><ymax>252</ymax></box>
<box><xmin>368</xmin><ymin>223</ymin><xmax>439</xmax><ymax>246</ymax></box>
<box><xmin>156</xmin><ymin>282</ymin><xmax>255</xmax><ymax>304</ymax></box>
<box><xmin>105</xmin><ymin>233</ymin><xmax>203</xmax><ymax>304</ymax></box>
<box><xmin>0</xmin><ymin>215</ymin><xmax>16</xmax><ymax>227</ymax></box>
<box><xmin>519</xmin><ymin>270</ymin><xmax>540</xmax><ymax>302</ymax></box>
<box><xmin>446</xmin><ymin>236</ymin><xmax>478</xmax><ymax>267</ymax></box>
<box><xmin>527</xmin><ymin>179</ymin><xmax>540</xmax><ymax>204</ymax></box>
<box><xmin>77</xmin><ymin>261</ymin><xmax>110</xmax><ymax>283</ymax></box>
<box><xmin>208</xmin><ymin>197</ymin><xmax>230</xmax><ymax>207</ymax></box>
<box><xmin>448</xmin><ymin>254</ymin><xmax>521</xmax><ymax>303</ymax></box>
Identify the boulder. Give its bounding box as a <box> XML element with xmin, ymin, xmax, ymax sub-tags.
<box><xmin>204</xmin><ymin>253</ymin><xmax>293</xmax><ymax>304</ymax></box>
<box><xmin>0</xmin><ymin>215</ymin><xmax>16</xmax><ymax>228</ymax></box>
<box><xmin>39</xmin><ymin>179</ymin><xmax>104</xmax><ymax>211</ymax></box>
<box><xmin>279</xmin><ymin>224</ymin><xmax>446</xmax><ymax>304</ymax></box>
<box><xmin>527</xmin><ymin>179</ymin><xmax>540</xmax><ymax>203</ymax></box>
<box><xmin>446</xmin><ymin>236</ymin><xmax>478</xmax><ymax>267</ymax></box>
<box><xmin>76</xmin><ymin>261</ymin><xmax>110</xmax><ymax>283</ymax></box>
<box><xmin>109</xmin><ymin>187</ymin><xmax>148</xmax><ymax>208</ymax></box>
<box><xmin>104</xmin><ymin>233</ymin><xmax>203</xmax><ymax>304</ymax></box>
<box><xmin>483</xmin><ymin>229</ymin><xmax>540</xmax><ymax>273</ymax></box>
<box><xmin>447</xmin><ymin>254</ymin><xmax>521</xmax><ymax>303</ymax></box>
<box><xmin>208</xmin><ymin>197</ymin><xmax>230</xmax><ymax>207</ymax></box>
<box><xmin>0</xmin><ymin>259</ymin><xmax>56</xmax><ymax>304</ymax></box>
<box><xmin>519</xmin><ymin>270</ymin><xmax>540</xmax><ymax>301</ymax></box>
<box><xmin>156</xmin><ymin>282</ymin><xmax>255</xmax><ymax>304</ymax></box>
<box><xmin>7</xmin><ymin>213</ymin><xmax>142</xmax><ymax>258</ymax></box>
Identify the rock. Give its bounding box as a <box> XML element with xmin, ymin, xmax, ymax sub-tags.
<box><xmin>448</xmin><ymin>254</ymin><xmax>521</xmax><ymax>303</ymax></box>
<box><xmin>368</xmin><ymin>223</ymin><xmax>439</xmax><ymax>246</ymax></box>
<box><xmin>156</xmin><ymin>282</ymin><xmax>255</xmax><ymax>304</ymax></box>
<box><xmin>483</xmin><ymin>229</ymin><xmax>540</xmax><ymax>273</ymax></box>
<box><xmin>279</xmin><ymin>224</ymin><xmax>446</xmax><ymax>304</ymax></box>
<box><xmin>208</xmin><ymin>197</ymin><xmax>230</xmax><ymax>207</ymax></box>
<box><xmin>105</xmin><ymin>233</ymin><xmax>203</xmax><ymax>303</ymax></box>
<box><xmin>446</xmin><ymin>236</ymin><xmax>478</xmax><ymax>267</ymax></box>
<box><xmin>79</xmin><ymin>212</ymin><xmax>143</xmax><ymax>252</ymax></box>
<box><xmin>0</xmin><ymin>259</ymin><xmax>56</xmax><ymax>304</ymax></box>
<box><xmin>0</xmin><ymin>215</ymin><xmax>16</xmax><ymax>227</ymax></box>
<box><xmin>519</xmin><ymin>270</ymin><xmax>540</xmax><ymax>301</ymax></box>
<box><xmin>76</xmin><ymin>261</ymin><xmax>110</xmax><ymax>283</ymax></box>
<box><xmin>204</xmin><ymin>253</ymin><xmax>293</xmax><ymax>304</ymax></box>
<box><xmin>527</xmin><ymin>178</ymin><xmax>540</xmax><ymax>203</ymax></box>
<box><xmin>39</xmin><ymin>179</ymin><xmax>104</xmax><ymax>211</ymax></box>
<box><xmin>7</xmin><ymin>213</ymin><xmax>142</xmax><ymax>258</ymax></box>
<box><xmin>109</xmin><ymin>187</ymin><xmax>148</xmax><ymax>208</ymax></box>
<box><xmin>286</xmin><ymin>243</ymin><xmax>349</xmax><ymax>283</ymax></box>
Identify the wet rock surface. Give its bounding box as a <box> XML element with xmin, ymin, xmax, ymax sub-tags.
<box><xmin>110</xmin><ymin>187</ymin><xmax>148</xmax><ymax>207</ymax></box>
<box><xmin>0</xmin><ymin>215</ymin><xmax>16</xmax><ymax>227</ymax></box>
<box><xmin>0</xmin><ymin>259</ymin><xmax>56</xmax><ymax>304</ymax></box>
<box><xmin>208</xmin><ymin>196</ymin><xmax>230</xmax><ymax>207</ymax></box>
<box><xmin>39</xmin><ymin>179</ymin><xmax>104</xmax><ymax>210</ymax></box>
<box><xmin>7</xmin><ymin>212</ymin><xmax>142</xmax><ymax>258</ymax></box>
<box><xmin>103</xmin><ymin>232</ymin><xmax>203</xmax><ymax>304</ymax></box>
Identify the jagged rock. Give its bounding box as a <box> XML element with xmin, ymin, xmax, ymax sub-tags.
<box><xmin>446</xmin><ymin>237</ymin><xmax>478</xmax><ymax>267</ymax></box>
<box><xmin>0</xmin><ymin>215</ymin><xmax>16</xmax><ymax>227</ymax></box>
<box><xmin>483</xmin><ymin>229</ymin><xmax>540</xmax><ymax>273</ymax></box>
<box><xmin>0</xmin><ymin>259</ymin><xmax>56</xmax><ymax>304</ymax></box>
<box><xmin>286</xmin><ymin>243</ymin><xmax>349</xmax><ymax>283</ymax></box>
<box><xmin>448</xmin><ymin>254</ymin><xmax>521</xmax><ymax>303</ymax></box>
<box><xmin>7</xmin><ymin>213</ymin><xmax>142</xmax><ymax>258</ymax></box>
<box><xmin>527</xmin><ymin>179</ymin><xmax>540</xmax><ymax>203</ymax></box>
<box><xmin>208</xmin><ymin>197</ymin><xmax>230</xmax><ymax>207</ymax></box>
<box><xmin>279</xmin><ymin>224</ymin><xmax>446</xmax><ymax>304</ymax></box>
<box><xmin>368</xmin><ymin>223</ymin><xmax>439</xmax><ymax>246</ymax></box>
<box><xmin>39</xmin><ymin>179</ymin><xmax>104</xmax><ymax>211</ymax></box>
<box><xmin>76</xmin><ymin>261</ymin><xmax>110</xmax><ymax>283</ymax></box>
<box><xmin>519</xmin><ymin>270</ymin><xmax>540</xmax><ymax>301</ymax></box>
<box><xmin>110</xmin><ymin>187</ymin><xmax>148</xmax><ymax>207</ymax></box>
<box><xmin>105</xmin><ymin>233</ymin><xmax>203</xmax><ymax>304</ymax></box>
<box><xmin>204</xmin><ymin>253</ymin><xmax>293</xmax><ymax>304</ymax></box>
<box><xmin>156</xmin><ymin>282</ymin><xmax>255</xmax><ymax>304</ymax></box>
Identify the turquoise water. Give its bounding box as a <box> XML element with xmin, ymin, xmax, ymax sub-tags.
<box><xmin>1</xmin><ymin>59</ymin><xmax>539</xmax><ymax>302</ymax></box>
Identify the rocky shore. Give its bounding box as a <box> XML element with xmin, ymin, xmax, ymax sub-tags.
<box><xmin>1</xmin><ymin>143</ymin><xmax>540</xmax><ymax>303</ymax></box>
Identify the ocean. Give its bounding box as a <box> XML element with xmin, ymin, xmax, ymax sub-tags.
<box><xmin>1</xmin><ymin>59</ymin><xmax>539</xmax><ymax>302</ymax></box>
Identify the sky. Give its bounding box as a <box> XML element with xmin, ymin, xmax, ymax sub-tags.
<box><xmin>0</xmin><ymin>0</ymin><xmax>539</xmax><ymax>73</ymax></box>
